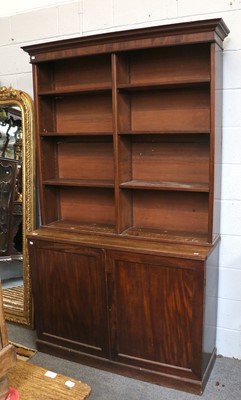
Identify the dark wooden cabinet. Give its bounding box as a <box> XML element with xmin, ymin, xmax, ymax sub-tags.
<box><xmin>28</xmin><ymin>232</ymin><xmax>219</xmax><ymax>393</ymax></box>
<box><xmin>24</xmin><ymin>18</ymin><xmax>229</xmax><ymax>394</ymax></box>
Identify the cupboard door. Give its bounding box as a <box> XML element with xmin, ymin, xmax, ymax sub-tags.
<box><xmin>28</xmin><ymin>240</ymin><xmax>109</xmax><ymax>358</ymax></box>
<box><xmin>107</xmin><ymin>251</ymin><xmax>204</xmax><ymax>379</ymax></box>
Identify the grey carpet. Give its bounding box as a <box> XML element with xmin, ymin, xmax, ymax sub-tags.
<box><xmin>7</xmin><ymin>323</ymin><xmax>241</xmax><ymax>400</ymax></box>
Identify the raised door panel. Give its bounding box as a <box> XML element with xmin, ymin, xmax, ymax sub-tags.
<box><xmin>28</xmin><ymin>240</ymin><xmax>109</xmax><ymax>358</ymax></box>
<box><xmin>107</xmin><ymin>251</ymin><xmax>205</xmax><ymax>379</ymax></box>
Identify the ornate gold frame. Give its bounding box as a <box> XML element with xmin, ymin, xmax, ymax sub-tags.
<box><xmin>0</xmin><ymin>86</ymin><xmax>35</xmax><ymax>327</ymax></box>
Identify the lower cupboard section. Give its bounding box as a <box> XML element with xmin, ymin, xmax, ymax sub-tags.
<box><xmin>28</xmin><ymin>238</ymin><xmax>219</xmax><ymax>395</ymax></box>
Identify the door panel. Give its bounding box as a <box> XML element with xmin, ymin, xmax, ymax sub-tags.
<box><xmin>30</xmin><ymin>240</ymin><xmax>109</xmax><ymax>358</ymax></box>
<box><xmin>108</xmin><ymin>251</ymin><xmax>203</xmax><ymax>375</ymax></box>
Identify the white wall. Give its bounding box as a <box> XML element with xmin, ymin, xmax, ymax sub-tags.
<box><xmin>0</xmin><ymin>0</ymin><xmax>240</xmax><ymax>359</ymax></box>
<box><xmin>0</xmin><ymin>0</ymin><xmax>74</xmax><ymax>17</ymax></box>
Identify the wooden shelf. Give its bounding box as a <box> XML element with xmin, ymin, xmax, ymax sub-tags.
<box><xmin>38</xmin><ymin>84</ymin><xmax>112</xmax><ymax>96</ymax></box>
<box><xmin>120</xmin><ymin>180</ymin><xmax>209</xmax><ymax>192</ymax></box>
<box><xmin>46</xmin><ymin>220</ymin><xmax>116</xmax><ymax>235</ymax></box>
<box><xmin>118</xmin><ymin>129</ymin><xmax>210</xmax><ymax>135</ymax></box>
<box><xmin>40</xmin><ymin>131</ymin><xmax>113</xmax><ymax>137</ymax></box>
<box><xmin>117</xmin><ymin>78</ymin><xmax>210</xmax><ymax>91</ymax></box>
<box><xmin>40</xmin><ymin>130</ymin><xmax>210</xmax><ymax>137</ymax></box>
<box><xmin>122</xmin><ymin>226</ymin><xmax>210</xmax><ymax>245</ymax></box>
<box><xmin>43</xmin><ymin>178</ymin><xmax>114</xmax><ymax>188</ymax></box>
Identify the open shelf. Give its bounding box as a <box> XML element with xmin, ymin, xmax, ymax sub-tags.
<box><xmin>40</xmin><ymin>136</ymin><xmax>114</xmax><ymax>183</ymax></box>
<box><xmin>118</xmin><ymin>129</ymin><xmax>210</xmax><ymax>135</ymax></box>
<box><xmin>37</xmin><ymin>53</ymin><xmax>112</xmax><ymax>92</ymax></box>
<box><xmin>118</xmin><ymin>134</ymin><xmax>209</xmax><ymax>192</ymax></box>
<box><xmin>128</xmin><ymin>190</ymin><xmax>209</xmax><ymax>236</ymax></box>
<box><xmin>38</xmin><ymin>84</ymin><xmax>112</xmax><ymax>96</ymax></box>
<box><xmin>116</xmin><ymin>44</ymin><xmax>210</xmax><ymax>87</ymax></box>
<box><xmin>43</xmin><ymin>178</ymin><xmax>114</xmax><ymax>188</ymax></box>
<box><xmin>40</xmin><ymin>131</ymin><xmax>113</xmax><ymax>137</ymax></box>
<box><xmin>117</xmin><ymin>79</ymin><xmax>210</xmax><ymax>92</ymax></box>
<box><xmin>118</xmin><ymin>87</ymin><xmax>210</xmax><ymax>132</ymax></box>
<box><xmin>39</xmin><ymin>92</ymin><xmax>113</xmax><ymax>134</ymax></box>
<box><xmin>122</xmin><ymin>226</ymin><xmax>210</xmax><ymax>245</ymax></box>
<box><xmin>120</xmin><ymin>180</ymin><xmax>209</xmax><ymax>192</ymax></box>
<box><xmin>42</xmin><ymin>186</ymin><xmax>115</xmax><ymax>227</ymax></box>
<box><xmin>46</xmin><ymin>220</ymin><xmax>116</xmax><ymax>235</ymax></box>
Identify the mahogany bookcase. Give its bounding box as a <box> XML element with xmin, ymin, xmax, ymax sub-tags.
<box><xmin>24</xmin><ymin>18</ymin><xmax>229</xmax><ymax>394</ymax></box>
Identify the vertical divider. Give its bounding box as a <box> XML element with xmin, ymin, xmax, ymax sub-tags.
<box><xmin>112</xmin><ymin>53</ymin><xmax>132</xmax><ymax>234</ymax></box>
<box><xmin>208</xmin><ymin>44</ymin><xmax>215</xmax><ymax>244</ymax></box>
<box><xmin>209</xmin><ymin>42</ymin><xmax>222</xmax><ymax>243</ymax></box>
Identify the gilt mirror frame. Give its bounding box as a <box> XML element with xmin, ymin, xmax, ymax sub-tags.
<box><xmin>0</xmin><ymin>86</ymin><xmax>35</xmax><ymax>327</ymax></box>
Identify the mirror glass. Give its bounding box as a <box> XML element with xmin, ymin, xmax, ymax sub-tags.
<box><xmin>0</xmin><ymin>86</ymin><xmax>35</xmax><ymax>327</ymax></box>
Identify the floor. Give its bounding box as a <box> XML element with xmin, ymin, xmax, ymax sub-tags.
<box><xmin>7</xmin><ymin>323</ymin><xmax>241</xmax><ymax>400</ymax></box>
<box><xmin>0</xmin><ymin>259</ymin><xmax>23</xmax><ymax>288</ymax></box>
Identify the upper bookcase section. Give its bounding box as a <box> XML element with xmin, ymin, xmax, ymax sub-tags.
<box><xmin>23</xmin><ymin>18</ymin><xmax>229</xmax><ymax>63</ymax></box>
<box><xmin>22</xmin><ymin>19</ymin><xmax>229</xmax><ymax>245</ymax></box>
